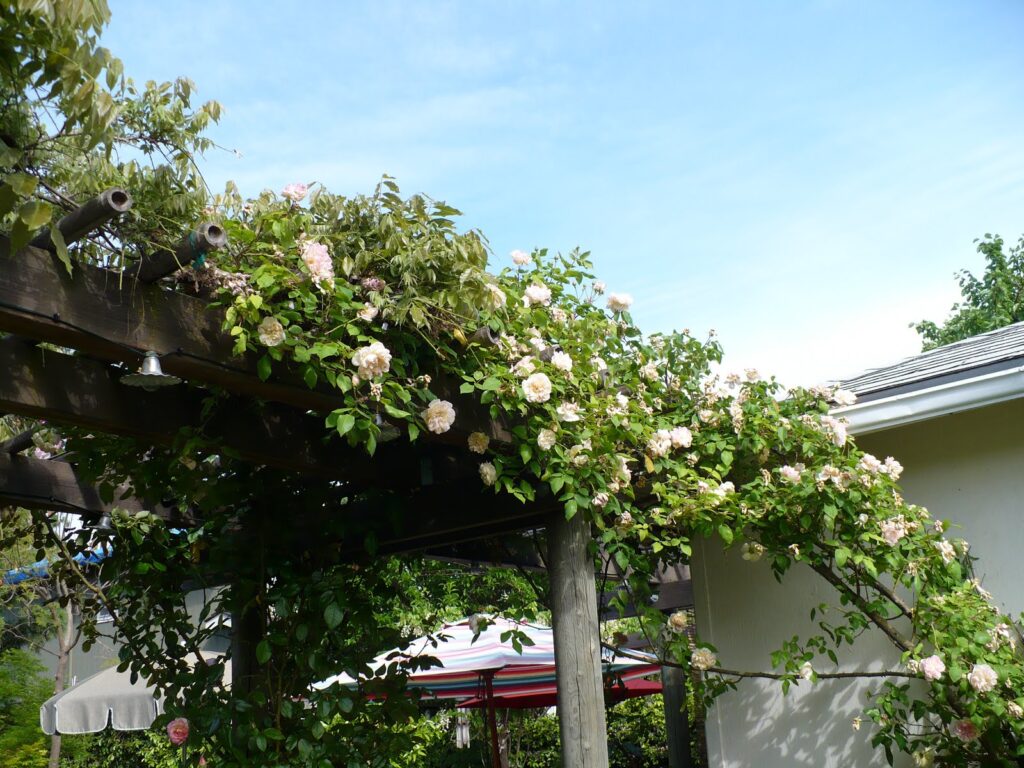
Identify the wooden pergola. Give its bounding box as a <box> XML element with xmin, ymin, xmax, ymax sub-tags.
<box><xmin>0</xmin><ymin>193</ymin><xmax>694</xmax><ymax>768</ymax></box>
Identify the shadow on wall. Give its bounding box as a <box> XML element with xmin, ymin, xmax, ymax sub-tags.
<box><xmin>693</xmin><ymin>538</ymin><xmax>915</xmax><ymax>768</ymax></box>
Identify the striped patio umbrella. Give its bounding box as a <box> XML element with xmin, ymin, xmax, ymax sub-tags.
<box><xmin>314</xmin><ymin>617</ymin><xmax>660</xmax><ymax>768</ymax></box>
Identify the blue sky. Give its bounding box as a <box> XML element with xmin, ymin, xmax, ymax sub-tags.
<box><xmin>104</xmin><ymin>1</ymin><xmax>1024</xmax><ymax>385</ymax></box>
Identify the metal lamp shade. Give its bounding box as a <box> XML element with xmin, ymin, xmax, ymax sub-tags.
<box><xmin>120</xmin><ymin>351</ymin><xmax>181</xmax><ymax>390</ymax></box>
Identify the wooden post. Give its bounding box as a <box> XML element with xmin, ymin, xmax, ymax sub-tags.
<box><xmin>483</xmin><ymin>671</ymin><xmax>502</xmax><ymax>768</ymax></box>
<box><xmin>662</xmin><ymin>663</ymin><xmax>692</xmax><ymax>768</ymax></box>
<box><xmin>548</xmin><ymin>510</ymin><xmax>609</xmax><ymax>768</ymax></box>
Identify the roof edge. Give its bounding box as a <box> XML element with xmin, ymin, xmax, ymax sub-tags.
<box><xmin>835</xmin><ymin>365</ymin><xmax>1024</xmax><ymax>436</ymax></box>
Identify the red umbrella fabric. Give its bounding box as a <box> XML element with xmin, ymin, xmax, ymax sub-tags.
<box><xmin>458</xmin><ymin>676</ymin><xmax>663</xmax><ymax>710</ymax></box>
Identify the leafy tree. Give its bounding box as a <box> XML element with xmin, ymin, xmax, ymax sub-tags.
<box><xmin>913</xmin><ymin>234</ymin><xmax>1024</xmax><ymax>349</ymax></box>
<box><xmin>0</xmin><ymin>649</ymin><xmax>51</xmax><ymax>768</ymax></box>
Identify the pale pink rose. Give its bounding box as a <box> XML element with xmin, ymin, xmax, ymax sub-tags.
<box><xmin>300</xmin><ymin>240</ymin><xmax>334</xmax><ymax>289</ymax></box>
<box><xmin>537</xmin><ymin>429</ymin><xmax>557</xmax><ymax>451</ymax></box>
<box><xmin>880</xmin><ymin>517</ymin><xmax>907</xmax><ymax>546</ymax></box>
<box><xmin>522</xmin><ymin>283</ymin><xmax>552</xmax><ymax>307</ymax></box>
<box><xmin>832</xmin><ymin>389</ymin><xmax>857</xmax><ymax>406</ymax></box>
<box><xmin>779</xmin><ymin>465</ymin><xmax>801</xmax><ymax>484</ymax></box>
<box><xmin>167</xmin><ymin>717</ymin><xmax>190</xmax><ymax>746</ymax></box>
<box><xmin>920</xmin><ymin>654</ymin><xmax>945</xmax><ymax>682</ymax></box>
<box><xmin>967</xmin><ymin>663</ymin><xmax>998</xmax><ymax>693</ymax></box>
<box><xmin>883</xmin><ymin>456</ymin><xmax>903</xmax><ymax>480</ymax></box>
<box><xmin>647</xmin><ymin>430</ymin><xmax>672</xmax><ymax>458</ymax></box>
<box><xmin>422</xmin><ymin>400</ymin><xmax>456</xmax><ymax>434</ymax></box>
<box><xmin>351</xmin><ymin>341</ymin><xmax>392</xmax><ymax>379</ymax></box>
<box><xmin>510</xmin><ymin>249</ymin><xmax>531</xmax><ymax>266</ymax></box>
<box><xmin>550</xmin><ymin>351</ymin><xmax>573</xmax><ymax>373</ymax></box>
<box><xmin>606</xmin><ymin>292</ymin><xmax>633</xmax><ymax>312</ymax></box>
<box><xmin>281</xmin><ymin>182</ymin><xmax>308</xmax><ymax>202</ymax></box>
<box><xmin>669</xmin><ymin>426</ymin><xmax>692</xmax><ymax>449</ymax></box>
<box><xmin>667</xmin><ymin>611</ymin><xmax>688</xmax><ymax>634</ymax></box>
<box><xmin>522</xmin><ymin>372</ymin><xmax>553</xmax><ymax>403</ymax></box>
<box><xmin>950</xmin><ymin>719</ymin><xmax>979</xmax><ymax>742</ymax></box>
<box><xmin>691</xmin><ymin>647</ymin><xmax>716</xmax><ymax>671</ymax></box>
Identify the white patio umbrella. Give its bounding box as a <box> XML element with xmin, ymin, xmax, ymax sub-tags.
<box><xmin>40</xmin><ymin>654</ymin><xmax>228</xmax><ymax>735</ymax></box>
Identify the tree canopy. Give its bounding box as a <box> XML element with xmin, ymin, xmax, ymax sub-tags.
<box><xmin>913</xmin><ymin>234</ymin><xmax>1024</xmax><ymax>350</ymax></box>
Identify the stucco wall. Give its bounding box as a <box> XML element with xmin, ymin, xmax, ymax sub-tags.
<box><xmin>693</xmin><ymin>397</ymin><xmax>1024</xmax><ymax>767</ymax></box>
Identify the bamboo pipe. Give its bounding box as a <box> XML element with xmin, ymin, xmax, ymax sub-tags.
<box><xmin>30</xmin><ymin>188</ymin><xmax>132</xmax><ymax>249</ymax></box>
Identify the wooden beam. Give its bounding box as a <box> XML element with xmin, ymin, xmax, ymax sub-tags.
<box><xmin>0</xmin><ymin>337</ymin><xmax>423</xmax><ymax>482</ymax></box>
<box><xmin>548</xmin><ymin>510</ymin><xmax>609</xmax><ymax>768</ymax></box>
<box><xmin>0</xmin><ymin>453</ymin><xmax>151</xmax><ymax>517</ymax></box>
<box><xmin>0</xmin><ymin>240</ymin><xmax>510</xmax><ymax>443</ymax></box>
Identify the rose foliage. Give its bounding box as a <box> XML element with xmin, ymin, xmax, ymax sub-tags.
<box><xmin>2</xmin><ymin>3</ymin><xmax>1024</xmax><ymax>767</ymax></box>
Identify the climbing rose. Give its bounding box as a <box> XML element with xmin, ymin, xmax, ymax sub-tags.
<box><xmin>512</xmin><ymin>356</ymin><xmax>536</xmax><ymax>377</ymax></box>
<box><xmin>640</xmin><ymin>361</ymin><xmax>659</xmax><ymax>380</ymax></box>
<box><xmin>663</xmin><ymin>427</ymin><xmax>689</xmax><ymax>450</ymax></box>
<box><xmin>779</xmin><ymin>465</ymin><xmax>801</xmax><ymax>484</ymax></box>
<box><xmin>591</xmin><ymin>492</ymin><xmax>609</xmax><ymax>508</ymax></box>
<box><xmin>422</xmin><ymin>400</ymin><xmax>456</xmax><ymax>434</ymax></box>
<box><xmin>592</xmin><ymin>280</ymin><xmax>606</xmax><ymax>294</ymax></box>
<box><xmin>920</xmin><ymin>654</ymin><xmax>945</xmax><ymax>682</ymax></box>
<box><xmin>667</xmin><ymin>611</ymin><xmax>688</xmax><ymax>634</ymax></box>
<box><xmin>550</xmin><ymin>350</ymin><xmax>573</xmax><ymax>373</ymax></box>
<box><xmin>478</xmin><ymin>462</ymin><xmax>497</xmax><ymax>486</ymax></box>
<box><xmin>951</xmin><ymin>719</ymin><xmax>979</xmax><ymax>742</ymax></box>
<box><xmin>167</xmin><ymin>718</ymin><xmax>189</xmax><ymax>746</ymax></box>
<box><xmin>880</xmin><ymin>516</ymin><xmax>908</xmax><ymax>546</ymax></box>
<box><xmin>351</xmin><ymin>342</ymin><xmax>391</xmax><ymax>379</ymax></box>
<box><xmin>523</xmin><ymin>283</ymin><xmax>552</xmax><ymax>307</ymax></box>
<box><xmin>968</xmin><ymin>663</ymin><xmax>998</xmax><ymax>692</ymax></box>
<box><xmin>647</xmin><ymin>429</ymin><xmax>672</xmax><ymax>458</ymax></box>
<box><xmin>832</xmin><ymin>389</ymin><xmax>857</xmax><ymax>406</ymax></box>
<box><xmin>356</xmin><ymin>303</ymin><xmax>379</xmax><ymax>322</ymax></box>
<box><xmin>799</xmin><ymin>662</ymin><xmax>814</xmax><ymax>680</ymax></box>
<box><xmin>537</xmin><ymin>429</ymin><xmax>557</xmax><ymax>451</ymax></box>
<box><xmin>522</xmin><ymin>372</ymin><xmax>553</xmax><ymax>403</ymax></box>
<box><xmin>936</xmin><ymin>540</ymin><xmax>957</xmax><ymax>564</ymax></box>
<box><xmin>300</xmin><ymin>240</ymin><xmax>334</xmax><ymax>289</ymax></box>
<box><xmin>883</xmin><ymin>456</ymin><xmax>904</xmax><ymax>480</ymax></box>
<box><xmin>741</xmin><ymin>542</ymin><xmax>765</xmax><ymax>561</ymax></box>
<box><xmin>912</xmin><ymin>750</ymin><xmax>935</xmax><ymax>767</ymax></box>
<box><xmin>1009</xmin><ymin>702</ymin><xmax>1024</xmax><ymax>719</ymax></box>
<box><xmin>511</xmin><ymin>249</ymin><xmax>531</xmax><ymax>265</ymax></box>
<box><xmin>606</xmin><ymin>292</ymin><xmax>633</xmax><ymax>312</ymax></box>
<box><xmin>691</xmin><ymin>647</ymin><xmax>716</xmax><ymax>671</ymax></box>
<box><xmin>486</xmin><ymin>284</ymin><xmax>506</xmax><ymax>309</ymax></box>
<box><xmin>280</xmin><ymin>182</ymin><xmax>308</xmax><ymax>202</ymax></box>
<box><xmin>257</xmin><ymin>316</ymin><xmax>285</xmax><ymax>347</ymax></box>
<box><xmin>556</xmin><ymin>402</ymin><xmax>582</xmax><ymax>422</ymax></box>
<box><xmin>467</xmin><ymin>432</ymin><xmax>489</xmax><ymax>454</ymax></box>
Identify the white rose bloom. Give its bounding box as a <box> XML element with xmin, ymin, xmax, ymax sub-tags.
<box><xmin>799</xmin><ymin>662</ymin><xmax>814</xmax><ymax>680</ymax></box>
<box><xmin>556</xmin><ymin>402</ymin><xmax>582</xmax><ymax>422</ymax></box>
<box><xmin>357</xmin><ymin>303</ymin><xmax>379</xmax><ymax>322</ymax></box>
<box><xmin>550</xmin><ymin>307</ymin><xmax>568</xmax><ymax>323</ymax></box>
<box><xmin>647</xmin><ymin>429</ymin><xmax>672</xmax><ymax>457</ymax></box>
<box><xmin>691</xmin><ymin>647</ymin><xmax>717</xmax><ymax>671</ymax></box>
<box><xmin>591</xmin><ymin>356</ymin><xmax>608</xmax><ymax>371</ymax></box>
<box><xmin>967</xmin><ymin>663</ymin><xmax>998</xmax><ymax>693</ymax></box>
<box><xmin>522</xmin><ymin>372</ymin><xmax>553</xmax><ymax>403</ymax></box>
<box><xmin>511</xmin><ymin>249</ymin><xmax>531</xmax><ymax>266</ymax></box>
<box><xmin>523</xmin><ymin>282</ymin><xmax>552</xmax><ymax>307</ymax></box>
<box><xmin>880</xmin><ymin>517</ymin><xmax>908</xmax><ymax>546</ymax></box>
<box><xmin>667</xmin><ymin>611</ymin><xmax>688</xmax><ymax>634</ymax></box>
<box><xmin>1008</xmin><ymin>702</ymin><xmax>1024</xmax><ymax>719</ymax></box>
<box><xmin>936</xmin><ymin>540</ymin><xmax>957</xmax><ymax>564</ymax></box>
<box><xmin>351</xmin><ymin>341</ymin><xmax>392</xmax><ymax>379</ymax></box>
<box><xmin>858</xmin><ymin>454</ymin><xmax>883</xmax><ymax>474</ymax></box>
<box><xmin>257</xmin><ymin>316</ymin><xmax>286</xmax><ymax>347</ymax></box>
<box><xmin>467</xmin><ymin>432</ymin><xmax>489</xmax><ymax>454</ymax></box>
<box><xmin>537</xmin><ymin>429</ymin><xmax>557</xmax><ymax>451</ymax></box>
<box><xmin>640</xmin><ymin>362</ymin><xmax>659</xmax><ymax>380</ymax></box>
<box><xmin>714</xmin><ymin>481</ymin><xmax>735</xmax><ymax>497</ymax></box>
<box><xmin>593</xmin><ymin>280</ymin><xmax>606</xmax><ymax>294</ymax></box>
<box><xmin>591</xmin><ymin>492</ymin><xmax>609</xmax><ymax>508</ymax></box>
<box><xmin>512</xmin><ymin>356</ymin><xmax>536</xmax><ymax>377</ymax></box>
<box><xmin>669</xmin><ymin>426</ymin><xmax>693</xmax><ymax>449</ymax></box>
<box><xmin>779</xmin><ymin>465</ymin><xmax>802</xmax><ymax>484</ymax></box>
<box><xmin>486</xmin><ymin>284</ymin><xmax>507</xmax><ymax>309</ymax></box>
<box><xmin>883</xmin><ymin>456</ymin><xmax>904</xmax><ymax>480</ymax></box>
<box><xmin>606</xmin><ymin>292</ymin><xmax>633</xmax><ymax>312</ymax></box>
<box><xmin>912</xmin><ymin>749</ymin><xmax>936</xmax><ymax>768</ymax></box>
<box><xmin>920</xmin><ymin>654</ymin><xmax>946</xmax><ymax>681</ymax></box>
<box><xmin>479</xmin><ymin>462</ymin><xmax>497</xmax><ymax>486</ymax></box>
<box><xmin>550</xmin><ymin>351</ymin><xmax>573</xmax><ymax>373</ymax></box>
<box><xmin>832</xmin><ymin>389</ymin><xmax>858</xmax><ymax>406</ymax></box>
<box><xmin>741</xmin><ymin>542</ymin><xmax>765</xmax><ymax>561</ymax></box>
<box><xmin>422</xmin><ymin>399</ymin><xmax>456</xmax><ymax>434</ymax></box>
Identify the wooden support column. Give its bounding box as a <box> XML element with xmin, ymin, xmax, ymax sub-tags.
<box><xmin>547</xmin><ymin>510</ymin><xmax>608</xmax><ymax>768</ymax></box>
<box><xmin>662</xmin><ymin>663</ymin><xmax>693</xmax><ymax>768</ymax></box>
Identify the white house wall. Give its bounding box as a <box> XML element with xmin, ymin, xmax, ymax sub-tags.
<box><xmin>693</xmin><ymin>397</ymin><xmax>1024</xmax><ymax>767</ymax></box>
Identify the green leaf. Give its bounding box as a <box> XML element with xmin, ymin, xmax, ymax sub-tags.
<box><xmin>256</xmin><ymin>639</ymin><xmax>271</xmax><ymax>664</ymax></box>
<box><xmin>303</xmin><ymin>366</ymin><xmax>317</xmax><ymax>389</ymax></box>
<box><xmin>718</xmin><ymin>525</ymin><xmax>734</xmax><ymax>546</ymax></box>
<box><xmin>336</xmin><ymin>414</ymin><xmax>356</xmax><ymax>436</ymax></box>
<box><xmin>50</xmin><ymin>226</ymin><xmax>71</xmax><ymax>275</ymax></box>
<box><xmin>257</xmin><ymin>354</ymin><xmax>272</xmax><ymax>381</ymax></box>
<box><xmin>18</xmin><ymin>200</ymin><xmax>52</xmax><ymax>229</ymax></box>
<box><xmin>835</xmin><ymin>548</ymin><xmax>850</xmax><ymax>568</ymax></box>
<box><xmin>339</xmin><ymin>697</ymin><xmax>354</xmax><ymax>714</ymax></box>
<box><xmin>384</xmin><ymin>404</ymin><xmax>411</xmax><ymax>419</ymax></box>
<box><xmin>549</xmin><ymin>476</ymin><xmax>565</xmax><ymax>494</ymax></box>
<box><xmin>459</xmin><ymin>382</ymin><xmax>475</xmax><ymax>394</ymax></box>
<box><xmin>324</xmin><ymin>603</ymin><xmax>344</xmax><ymax>629</ymax></box>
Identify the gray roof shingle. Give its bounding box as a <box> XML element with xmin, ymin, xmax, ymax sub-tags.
<box><xmin>839</xmin><ymin>321</ymin><xmax>1024</xmax><ymax>401</ymax></box>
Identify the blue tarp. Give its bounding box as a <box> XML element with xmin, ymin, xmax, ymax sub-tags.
<box><xmin>2</xmin><ymin>545</ymin><xmax>111</xmax><ymax>586</ymax></box>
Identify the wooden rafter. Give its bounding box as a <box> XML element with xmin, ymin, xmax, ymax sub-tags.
<box><xmin>0</xmin><ymin>240</ymin><xmax>509</xmax><ymax>444</ymax></box>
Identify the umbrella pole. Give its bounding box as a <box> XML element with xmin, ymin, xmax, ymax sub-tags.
<box><xmin>483</xmin><ymin>671</ymin><xmax>501</xmax><ymax>768</ymax></box>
